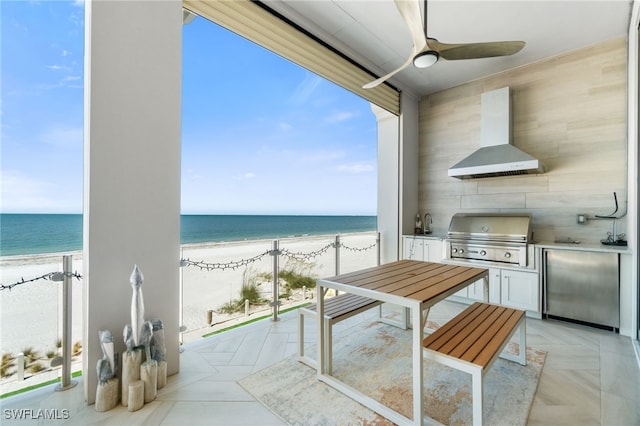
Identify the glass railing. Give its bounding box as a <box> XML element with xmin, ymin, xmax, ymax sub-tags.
<box><xmin>179</xmin><ymin>231</ymin><xmax>379</xmax><ymax>342</ymax></box>
<box><xmin>0</xmin><ymin>231</ymin><xmax>379</xmax><ymax>395</ymax></box>
<box><xmin>0</xmin><ymin>253</ymin><xmax>83</xmax><ymax>397</ymax></box>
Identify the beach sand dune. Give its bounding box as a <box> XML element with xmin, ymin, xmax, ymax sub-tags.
<box><xmin>0</xmin><ymin>232</ymin><xmax>378</xmax><ymax>355</ymax></box>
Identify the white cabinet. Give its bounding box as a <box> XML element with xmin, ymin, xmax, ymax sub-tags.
<box><xmin>467</xmin><ymin>268</ymin><xmax>501</xmax><ymax>304</ymax></box>
<box><xmin>499</xmin><ymin>269</ymin><xmax>539</xmax><ymax>312</ymax></box>
<box><xmin>456</xmin><ymin>267</ymin><xmax>539</xmax><ymax>315</ymax></box>
<box><xmin>402</xmin><ymin>236</ymin><xmax>443</xmax><ymax>262</ymax></box>
<box><xmin>403</xmin><ymin>236</ymin><xmax>426</xmax><ymax>261</ymax></box>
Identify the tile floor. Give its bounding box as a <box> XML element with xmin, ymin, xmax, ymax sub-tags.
<box><xmin>1</xmin><ymin>300</ymin><xmax>639</xmax><ymax>425</ymax></box>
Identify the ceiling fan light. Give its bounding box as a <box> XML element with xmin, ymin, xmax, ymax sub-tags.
<box><xmin>413</xmin><ymin>51</ymin><xmax>439</xmax><ymax>68</ymax></box>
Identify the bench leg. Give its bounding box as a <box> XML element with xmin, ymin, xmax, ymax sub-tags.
<box><xmin>325</xmin><ymin>317</ymin><xmax>332</xmax><ymax>374</ymax></box>
<box><xmin>517</xmin><ymin>320</ymin><xmax>527</xmax><ymax>366</ymax></box>
<box><xmin>498</xmin><ymin>319</ymin><xmax>527</xmax><ymax>366</ymax></box>
<box><xmin>472</xmin><ymin>368</ymin><xmax>483</xmax><ymax>426</ymax></box>
<box><xmin>297</xmin><ymin>309</ymin><xmax>317</xmax><ymax>369</ymax></box>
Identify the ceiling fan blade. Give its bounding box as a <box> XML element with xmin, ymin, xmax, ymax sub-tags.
<box><xmin>363</xmin><ymin>53</ymin><xmax>415</xmax><ymax>89</ymax></box>
<box><xmin>363</xmin><ymin>0</ymin><xmax>426</xmax><ymax>89</ymax></box>
<box><xmin>395</xmin><ymin>0</ymin><xmax>427</xmax><ymax>52</ymax></box>
<box><xmin>430</xmin><ymin>39</ymin><xmax>526</xmax><ymax>60</ymax></box>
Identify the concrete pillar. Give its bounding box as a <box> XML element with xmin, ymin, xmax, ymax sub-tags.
<box><xmin>83</xmin><ymin>0</ymin><xmax>182</xmax><ymax>404</ymax></box>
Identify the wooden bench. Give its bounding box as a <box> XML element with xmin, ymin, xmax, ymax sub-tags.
<box><xmin>298</xmin><ymin>292</ymin><xmax>410</xmax><ymax>374</ymax></box>
<box><xmin>423</xmin><ymin>302</ymin><xmax>526</xmax><ymax>426</ymax></box>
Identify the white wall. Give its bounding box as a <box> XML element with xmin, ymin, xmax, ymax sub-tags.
<box><xmin>83</xmin><ymin>0</ymin><xmax>182</xmax><ymax>403</ymax></box>
<box><xmin>419</xmin><ymin>38</ymin><xmax>628</xmax><ymax>245</ymax></box>
<box><xmin>399</xmin><ymin>92</ymin><xmax>420</xmax><ymax>240</ymax></box>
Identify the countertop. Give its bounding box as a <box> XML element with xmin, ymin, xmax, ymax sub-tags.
<box><xmin>534</xmin><ymin>241</ymin><xmax>632</xmax><ymax>254</ymax></box>
<box><xmin>404</xmin><ymin>234</ymin><xmax>632</xmax><ymax>254</ymax></box>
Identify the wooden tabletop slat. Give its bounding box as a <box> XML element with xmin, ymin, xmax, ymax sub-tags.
<box><xmin>409</xmin><ymin>267</ymin><xmax>487</xmax><ymax>302</ymax></box>
<box><xmin>322</xmin><ymin>259</ymin><xmax>422</xmax><ymax>283</ymax></box>
<box><xmin>320</xmin><ymin>260</ymin><xmax>488</xmax><ymax>305</ymax></box>
<box><xmin>358</xmin><ymin>264</ymin><xmax>458</xmax><ymax>294</ymax></box>
<box><xmin>335</xmin><ymin>261</ymin><xmax>443</xmax><ymax>287</ymax></box>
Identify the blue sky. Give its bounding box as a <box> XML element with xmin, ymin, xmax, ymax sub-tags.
<box><xmin>1</xmin><ymin>1</ymin><xmax>378</xmax><ymax>215</ymax></box>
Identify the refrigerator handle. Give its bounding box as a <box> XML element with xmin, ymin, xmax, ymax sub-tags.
<box><xmin>542</xmin><ymin>250</ymin><xmax>547</xmax><ymax>314</ymax></box>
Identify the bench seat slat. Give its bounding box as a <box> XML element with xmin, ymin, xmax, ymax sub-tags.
<box><xmin>422</xmin><ymin>302</ymin><xmax>526</xmax><ymax>426</ymax></box>
<box><xmin>450</xmin><ymin>305</ymin><xmax>507</xmax><ymax>362</ymax></box>
<box><xmin>471</xmin><ymin>309</ymin><xmax>524</xmax><ymax>367</ymax></box>
<box><xmin>304</xmin><ymin>293</ymin><xmax>381</xmax><ymax>320</ymax></box>
<box><xmin>421</xmin><ymin>302</ymin><xmax>489</xmax><ymax>353</ymax></box>
<box><xmin>423</xmin><ymin>302</ymin><xmax>525</xmax><ymax>369</ymax></box>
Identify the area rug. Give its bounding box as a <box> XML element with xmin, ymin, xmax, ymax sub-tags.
<box><xmin>239</xmin><ymin>319</ymin><xmax>546</xmax><ymax>426</ymax></box>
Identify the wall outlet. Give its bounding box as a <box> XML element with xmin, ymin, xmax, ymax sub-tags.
<box><xmin>577</xmin><ymin>214</ymin><xmax>587</xmax><ymax>224</ymax></box>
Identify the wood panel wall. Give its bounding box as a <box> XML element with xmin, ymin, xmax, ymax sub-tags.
<box><xmin>418</xmin><ymin>37</ymin><xmax>627</xmax><ymax>244</ymax></box>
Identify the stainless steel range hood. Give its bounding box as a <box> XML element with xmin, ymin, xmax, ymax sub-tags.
<box><xmin>448</xmin><ymin>87</ymin><xmax>545</xmax><ymax>179</ymax></box>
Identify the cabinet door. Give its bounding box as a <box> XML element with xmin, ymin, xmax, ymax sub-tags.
<box><xmin>424</xmin><ymin>239</ymin><xmax>443</xmax><ymax>262</ymax></box>
<box><xmin>500</xmin><ymin>270</ymin><xmax>538</xmax><ymax>311</ymax></box>
<box><xmin>403</xmin><ymin>237</ymin><xmax>425</xmax><ymax>260</ymax></box>
<box><xmin>467</xmin><ymin>268</ymin><xmax>500</xmax><ymax>303</ymax></box>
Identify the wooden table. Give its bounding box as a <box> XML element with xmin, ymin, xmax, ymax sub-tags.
<box><xmin>316</xmin><ymin>259</ymin><xmax>489</xmax><ymax>426</ymax></box>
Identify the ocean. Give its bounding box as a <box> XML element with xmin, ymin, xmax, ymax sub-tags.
<box><xmin>0</xmin><ymin>214</ymin><xmax>377</xmax><ymax>257</ymax></box>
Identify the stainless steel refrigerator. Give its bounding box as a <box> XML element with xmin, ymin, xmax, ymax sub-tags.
<box><xmin>543</xmin><ymin>249</ymin><xmax>619</xmax><ymax>330</ymax></box>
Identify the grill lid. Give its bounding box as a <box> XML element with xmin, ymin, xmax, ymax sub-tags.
<box><xmin>447</xmin><ymin>213</ymin><xmax>532</xmax><ymax>243</ymax></box>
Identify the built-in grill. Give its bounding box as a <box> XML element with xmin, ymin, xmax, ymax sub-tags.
<box><xmin>445</xmin><ymin>213</ymin><xmax>532</xmax><ymax>267</ymax></box>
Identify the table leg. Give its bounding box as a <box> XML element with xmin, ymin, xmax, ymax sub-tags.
<box><xmin>483</xmin><ymin>275</ymin><xmax>489</xmax><ymax>302</ymax></box>
<box><xmin>317</xmin><ymin>283</ymin><xmax>325</xmax><ymax>375</ymax></box>
<box><xmin>412</xmin><ymin>305</ymin><xmax>423</xmax><ymax>425</ymax></box>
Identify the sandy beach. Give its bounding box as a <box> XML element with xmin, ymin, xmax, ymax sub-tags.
<box><xmin>0</xmin><ymin>232</ymin><xmax>379</xmax><ymax>357</ymax></box>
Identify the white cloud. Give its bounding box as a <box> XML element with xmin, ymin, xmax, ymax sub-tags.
<box><xmin>336</xmin><ymin>162</ymin><xmax>375</xmax><ymax>174</ymax></box>
<box><xmin>290</xmin><ymin>73</ymin><xmax>322</xmax><ymax>104</ymax></box>
<box><xmin>299</xmin><ymin>150</ymin><xmax>345</xmax><ymax>164</ymax></box>
<box><xmin>325</xmin><ymin>111</ymin><xmax>356</xmax><ymax>123</ymax></box>
<box><xmin>0</xmin><ymin>170</ymin><xmax>78</xmax><ymax>213</ymax></box>
<box><xmin>278</xmin><ymin>122</ymin><xmax>293</xmax><ymax>131</ymax></box>
<box><xmin>234</xmin><ymin>172</ymin><xmax>256</xmax><ymax>181</ymax></box>
<box><xmin>40</xmin><ymin>125</ymin><xmax>83</xmax><ymax>148</ymax></box>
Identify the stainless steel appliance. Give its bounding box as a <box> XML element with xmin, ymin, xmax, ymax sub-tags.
<box><xmin>543</xmin><ymin>250</ymin><xmax>619</xmax><ymax>330</ymax></box>
<box><xmin>445</xmin><ymin>213</ymin><xmax>532</xmax><ymax>267</ymax></box>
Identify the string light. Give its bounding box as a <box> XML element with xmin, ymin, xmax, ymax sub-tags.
<box><xmin>0</xmin><ymin>271</ymin><xmax>82</xmax><ymax>291</ymax></box>
<box><xmin>2</xmin><ymin>237</ymin><xmax>377</xmax><ymax>290</ymax></box>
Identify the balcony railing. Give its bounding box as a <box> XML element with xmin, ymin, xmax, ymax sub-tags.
<box><xmin>0</xmin><ymin>231</ymin><xmax>379</xmax><ymax>395</ymax></box>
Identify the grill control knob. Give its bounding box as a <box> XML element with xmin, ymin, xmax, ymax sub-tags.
<box><xmin>480</xmin><ymin>250</ymin><xmax>487</xmax><ymax>256</ymax></box>
<box><xmin>452</xmin><ymin>248</ymin><xmax>458</xmax><ymax>253</ymax></box>
<box><xmin>504</xmin><ymin>252</ymin><xmax>512</xmax><ymax>258</ymax></box>
<box><xmin>459</xmin><ymin>248</ymin><xmax>465</xmax><ymax>254</ymax></box>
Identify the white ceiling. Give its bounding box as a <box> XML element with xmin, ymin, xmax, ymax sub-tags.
<box><xmin>266</xmin><ymin>0</ymin><xmax>633</xmax><ymax>97</ymax></box>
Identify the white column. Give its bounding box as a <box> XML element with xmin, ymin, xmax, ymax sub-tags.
<box><xmin>83</xmin><ymin>0</ymin><xmax>182</xmax><ymax>403</ymax></box>
<box><xmin>372</xmin><ymin>91</ymin><xmax>420</xmax><ymax>264</ymax></box>
<box><xmin>372</xmin><ymin>104</ymin><xmax>400</xmax><ymax>264</ymax></box>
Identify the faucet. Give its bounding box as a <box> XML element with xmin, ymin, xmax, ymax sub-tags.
<box><xmin>424</xmin><ymin>213</ymin><xmax>432</xmax><ymax>234</ymax></box>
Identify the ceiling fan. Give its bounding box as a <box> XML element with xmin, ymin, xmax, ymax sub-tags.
<box><xmin>363</xmin><ymin>0</ymin><xmax>525</xmax><ymax>89</ymax></box>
